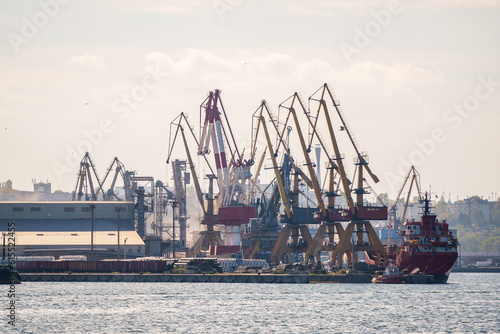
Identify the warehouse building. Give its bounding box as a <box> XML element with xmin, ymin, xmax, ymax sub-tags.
<box><xmin>0</xmin><ymin>201</ymin><xmax>145</xmax><ymax>259</ymax></box>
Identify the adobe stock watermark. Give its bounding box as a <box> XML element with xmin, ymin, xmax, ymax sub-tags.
<box><xmin>213</xmin><ymin>0</ymin><xmax>244</xmax><ymax>21</ymax></box>
<box><xmin>385</xmin><ymin>75</ymin><xmax>499</xmax><ymax>192</ymax></box>
<box><xmin>6</xmin><ymin>0</ymin><xmax>71</xmax><ymax>53</ymax></box>
<box><xmin>51</xmin><ymin>65</ymin><xmax>168</xmax><ymax>181</ymax></box>
<box><xmin>5</xmin><ymin>223</ymin><xmax>17</xmax><ymax>326</ymax></box>
<box><xmin>340</xmin><ymin>0</ymin><xmax>403</xmax><ymax>63</ymax></box>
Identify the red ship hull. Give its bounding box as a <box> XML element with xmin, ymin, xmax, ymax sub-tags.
<box><xmin>395</xmin><ymin>249</ymin><xmax>457</xmax><ymax>283</ymax></box>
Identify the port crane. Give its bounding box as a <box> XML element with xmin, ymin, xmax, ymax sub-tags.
<box><xmin>392</xmin><ymin>166</ymin><xmax>423</xmax><ymax>227</ymax></box>
<box><xmin>249</xmin><ymin>100</ymin><xmax>322</xmax><ymax>264</ymax></box>
<box><xmin>167</xmin><ymin>112</ymin><xmax>223</xmax><ymax>256</ymax></box>
<box><xmin>269</xmin><ymin>91</ymin><xmax>356</xmax><ymax>266</ymax></box>
<box><xmin>250</xmin><ymin>109</ymin><xmax>292</xmax><ymax>261</ymax></box>
<box><xmin>260</xmin><ymin>94</ymin><xmax>330</xmax><ymax>264</ymax></box>
<box><xmin>301</xmin><ymin>84</ymin><xmax>357</xmax><ymax>264</ymax></box>
<box><xmin>96</xmin><ymin>157</ymin><xmax>132</xmax><ymax>201</ymax></box>
<box><xmin>73</xmin><ymin>152</ymin><xmax>104</xmax><ymax>201</ymax></box>
<box><xmin>386</xmin><ymin>166</ymin><xmax>422</xmax><ymax>245</ymax></box>
<box><xmin>306</xmin><ymin>84</ymin><xmax>388</xmax><ymax>267</ymax></box>
<box><xmin>197</xmin><ymin>90</ymin><xmax>256</xmax><ymax>248</ymax></box>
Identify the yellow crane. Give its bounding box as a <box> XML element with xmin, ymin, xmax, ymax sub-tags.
<box><xmin>249</xmin><ymin>100</ymin><xmax>318</xmax><ymax>263</ymax></box>
<box><xmin>307</xmin><ymin>84</ymin><xmax>388</xmax><ymax>267</ymax></box>
<box><xmin>387</xmin><ymin>166</ymin><xmax>422</xmax><ymax>244</ymax></box>
<box><xmin>257</xmin><ymin>113</ymin><xmax>312</xmax><ymax>263</ymax></box>
<box><xmin>167</xmin><ymin>113</ymin><xmax>223</xmax><ymax>256</ymax></box>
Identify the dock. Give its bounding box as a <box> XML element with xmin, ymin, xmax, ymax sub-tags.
<box><xmin>20</xmin><ymin>273</ymin><xmax>374</xmax><ymax>284</ymax></box>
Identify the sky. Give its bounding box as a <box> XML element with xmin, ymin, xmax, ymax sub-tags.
<box><xmin>0</xmin><ymin>0</ymin><xmax>499</xmax><ymax>202</ymax></box>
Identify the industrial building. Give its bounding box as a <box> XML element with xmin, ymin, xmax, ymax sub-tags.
<box><xmin>0</xmin><ymin>201</ymin><xmax>145</xmax><ymax>259</ymax></box>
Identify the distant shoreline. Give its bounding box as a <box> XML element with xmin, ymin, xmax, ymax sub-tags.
<box><xmin>452</xmin><ymin>267</ymin><xmax>500</xmax><ymax>273</ymax></box>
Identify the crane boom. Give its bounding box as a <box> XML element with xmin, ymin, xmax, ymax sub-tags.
<box><xmin>247</xmin><ymin>148</ymin><xmax>266</xmax><ymax>202</ymax></box>
<box><xmin>325</xmin><ymin>86</ymin><xmax>380</xmax><ymax>184</ymax></box>
<box><xmin>180</xmin><ymin>125</ymin><xmax>206</xmax><ymax>214</ymax></box>
<box><xmin>73</xmin><ymin>152</ymin><xmax>103</xmax><ymax>201</ymax></box>
<box><xmin>306</xmin><ymin>91</ymin><xmax>355</xmax><ymax>214</ymax></box>
<box><xmin>401</xmin><ymin>166</ymin><xmax>422</xmax><ymax>226</ymax></box>
<box><xmin>258</xmin><ymin>115</ymin><xmax>292</xmax><ymax>219</ymax></box>
<box><xmin>167</xmin><ymin>113</ymin><xmax>213</xmax><ymax>214</ymax></box>
<box><xmin>281</xmin><ymin>94</ymin><xmax>327</xmax><ymax>217</ymax></box>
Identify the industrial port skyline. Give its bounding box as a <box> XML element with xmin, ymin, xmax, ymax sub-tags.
<box><xmin>1</xmin><ymin>1</ymin><xmax>499</xmax><ymax>201</ymax></box>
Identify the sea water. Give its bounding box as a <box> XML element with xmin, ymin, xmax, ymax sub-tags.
<box><xmin>2</xmin><ymin>273</ymin><xmax>499</xmax><ymax>333</ymax></box>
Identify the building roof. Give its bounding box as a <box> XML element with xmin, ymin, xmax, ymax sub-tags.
<box><xmin>0</xmin><ymin>219</ymin><xmax>135</xmax><ymax>232</ymax></box>
<box><xmin>0</xmin><ymin>201</ymin><xmax>131</xmax><ymax>204</ymax></box>
<box><xmin>0</xmin><ymin>201</ymin><xmax>134</xmax><ymax>220</ymax></box>
<box><xmin>11</xmin><ymin>231</ymin><xmax>144</xmax><ymax>247</ymax></box>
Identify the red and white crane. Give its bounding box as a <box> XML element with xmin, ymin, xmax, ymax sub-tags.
<box><xmin>198</xmin><ymin>90</ymin><xmax>256</xmax><ymax>248</ymax></box>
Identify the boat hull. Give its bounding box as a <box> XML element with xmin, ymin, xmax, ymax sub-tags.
<box><xmin>396</xmin><ymin>250</ymin><xmax>457</xmax><ymax>283</ymax></box>
<box><xmin>0</xmin><ymin>269</ymin><xmax>21</xmax><ymax>284</ymax></box>
<box><xmin>372</xmin><ymin>275</ymin><xmax>405</xmax><ymax>284</ymax></box>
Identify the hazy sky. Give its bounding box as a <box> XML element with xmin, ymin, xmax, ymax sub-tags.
<box><xmin>1</xmin><ymin>0</ymin><xmax>499</xmax><ymax>201</ymax></box>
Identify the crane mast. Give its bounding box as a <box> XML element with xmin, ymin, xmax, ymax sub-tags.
<box><xmin>167</xmin><ymin>112</ymin><xmax>223</xmax><ymax>256</ymax></box>
<box><xmin>305</xmin><ymin>84</ymin><xmax>388</xmax><ymax>267</ymax></box>
<box><xmin>97</xmin><ymin>157</ymin><xmax>129</xmax><ymax>201</ymax></box>
<box><xmin>279</xmin><ymin>93</ymin><xmax>327</xmax><ymax>217</ymax></box>
<box><xmin>388</xmin><ymin>165</ymin><xmax>422</xmax><ymax>238</ymax></box>
<box><xmin>197</xmin><ymin>90</ymin><xmax>256</xmax><ymax>248</ymax></box>
<box><xmin>73</xmin><ymin>152</ymin><xmax>104</xmax><ymax>201</ymax></box>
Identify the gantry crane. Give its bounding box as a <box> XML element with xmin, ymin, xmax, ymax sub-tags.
<box><xmin>387</xmin><ymin>166</ymin><xmax>422</xmax><ymax>244</ymax></box>
<box><xmin>167</xmin><ymin>112</ymin><xmax>223</xmax><ymax>256</ymax></box>
<box><xmin>96</xmin><ymin>157</ymin><xmax>132</xmax><ymax>201</ymax></box>
<box><xmin>301</xmin><ymin>84</ymin><xmax>358</xmax><ymax>264</ymax></box>
<box><xmin>271</xmin><ymin>92</ymin><xmax>353</xmax><ymax>265</ymax></box>
<box><xmin>197</xmin><ymin>90</ymin><xmax>256</xmax><ymax>248</ymax></box>
<box><xmin>249</xmin><ymin>100</ymin><xmax>320</xmax><ymax>264</ymax></box>
<box><xmin>307</xmin><ymin>84</ymin><xmax>388</xmax><ymax>267</ymax></box>
<box><xmin>258</xmin><ymin>94</ymin><xmax>330</xmax><ymax>264</ymax></box>
<box><xmin>73</xmin><ymin>152</ymin><xmax>104</xmax><ymax>201</ymax></box>
<box><xmin>251</xmin><ymin>112</ymin><xmax>293</xmax><ymax>260</ymax></box>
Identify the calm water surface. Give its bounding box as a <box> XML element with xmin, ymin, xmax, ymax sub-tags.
<box><xmin>2</xmin><ymin>273</ymin><xmax>499</xmax><ymax>333</ymax></box>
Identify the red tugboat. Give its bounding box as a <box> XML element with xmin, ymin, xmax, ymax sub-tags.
<box><xmin>394</xmin><ymin>193</ymin><xmax>458</xmax><ymax>283</ymax></box>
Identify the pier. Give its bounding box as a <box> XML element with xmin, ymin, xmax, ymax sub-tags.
<box><xmin>21</xmin><ymin>273</ymin><xmax>374</xmax><ymax>284</ymax></box>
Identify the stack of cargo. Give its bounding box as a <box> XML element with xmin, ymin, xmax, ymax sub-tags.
<box><xmin>16</xmin><ymin>256</ymin><xmax>55</xmax><ymax>261</ymax></box>
<box><xmin>16</xmin><ymin>259</ymin><xmax>176</xmax><ymax>273</ymax></box>
<box><xmin>218</xmin><ymin>259</ymin><xmax>269</xmax><ymax>273</ymax></box>
<box><xmin>59</xmin><ymin>255</ymin><xmax>88</xmax><ymax>261</ymax></box>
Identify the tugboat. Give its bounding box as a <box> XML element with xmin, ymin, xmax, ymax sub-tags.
<box><xmin>394</xmin><ymin>193</ymin><xmax>458</xmax><ymax>283</ymax></box>
<box><xmin>372</xmin><ymin>264</ymin><xmax>404</xmax><ymax>284</ymax></box>
<box><xmin>0</xmin><ymin>233</ymin><xmax>21</xmax><ymax>284</ymax></box>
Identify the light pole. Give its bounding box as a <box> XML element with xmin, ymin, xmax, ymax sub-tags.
<box><xmin>116</xmin><ymin>206</ymin><xmax>124</xmax><ymax>260</ymax></box>
<box><xmin>124</xmin><ymin>237</ymin><xmax>128</xmax><ymax>259</ymax></box>
<box><xmin>90</xmin><ymin>203</ymin><xmax>96</xmax><ymax>261</ymax></box>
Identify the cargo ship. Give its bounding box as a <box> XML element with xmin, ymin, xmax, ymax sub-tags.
<box><xmin>392</xmin><ymin>193</ymin><xmax>458</xmax><ymax>283</ymax></box>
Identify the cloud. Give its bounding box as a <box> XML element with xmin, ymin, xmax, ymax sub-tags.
<box><xmin>138</xmin><ymin>49</ymin><xmax>444</xmax><ymax>99</ymax></box>
<box><xmin>287</xmin><ymin>0</ymin><xmax>500</xmax><ymax>16</ymax></box>
<box><xmin>67</xmin><ymin>54</ymin><xmax>106</xmax><ymax>71</ymax></box>
<box><xmin>105</xmin><ymin>0</ymin><xmax>208</xmax><ymax>13</ymax></box>
<box><xmin>344</xmin><ymin>60</ymin><xmax>445</xmax><ymax>85</ymax></box>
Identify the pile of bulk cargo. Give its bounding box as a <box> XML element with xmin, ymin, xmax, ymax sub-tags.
<box><xmin>218</xmin><ymin>259</ymin><xmax>269</xmax><ymax>273</ymax></box>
